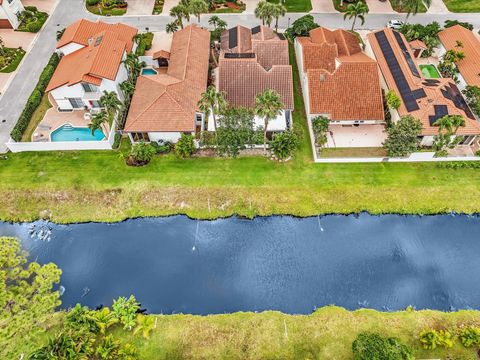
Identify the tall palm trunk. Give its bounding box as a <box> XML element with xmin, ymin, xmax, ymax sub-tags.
<box><xmin>263</xmin><ymin>118</ymin><xmax>269</xmax><ymax>154</ymax></box>
<box><xmin>351</xmin><ymin>16</ymin><xmax>357</xmax><ymax>31</ymax></box>
<box><xmin>275</xmin><ymin>17</ymin><xmax>279</xmax><ymax>32</ymax></box>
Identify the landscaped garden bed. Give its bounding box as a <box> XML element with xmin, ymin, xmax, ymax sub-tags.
<box><xmin>389</xmin><ymin>0</ymin><xmax>426</xmax><ymax>12</ymax></box>
<box><xmin>0</xmin><ymin>47</ymin><xmax>26</xmax><ymax>73</ymax></box>
<box><xmin>17</xmin><ymin>6</ymin><xmax>48</xmax><ymax>33</ymax></box>
<box><xmin>332</xmin><ymin>0</ymin><xmax>368</xmax><ymax>12</ymax></box>
<box><xmin>442</xmin><ymin>0</ymin><xmax>480</xmax><ymax>11</ymax></box>
<box><xmin>152</xmin><ymin>0</ymin><xmax>164</xmax><ymax>14</ymax></box>
<box><xmin>267</xmin><ymin>0</ymin><xmax>312</xmax><ymax>12</ymax></box>
<box><xmin>86</xmin><ymin>0</ymin><xmax>128</xmax><ymax>16</ymax></box>
<box><xmin>210</xmin><ymin>0</ymin><xmax>245</xmax><ymax>13</ymax></box>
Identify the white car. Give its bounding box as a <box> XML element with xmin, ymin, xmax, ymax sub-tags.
<box><xmin>387</xmin><ymin>20</ymin><xmax>404</xmax><ymax>29</ymax></box>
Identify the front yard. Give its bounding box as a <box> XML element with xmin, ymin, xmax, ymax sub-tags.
<box><xmin>0</xmin><ymin>47</ymin><xmax>26</xmax><ymax>73</ymax></box>
<box><xmin>442</xmin><ymin>0</ymin><xmax>480</xmax><ymax>11</ymax></box>
<box><xmin>267</xmin><ymin>0</ymin><xmax>312</xmax><ymax>12</ymax></box>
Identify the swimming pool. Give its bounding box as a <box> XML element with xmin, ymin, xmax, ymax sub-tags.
<box><xmin>51</xmin><ymin>124</ymin><xmax>105</xmax><ymax>142</ymax></box>
<box><xmin>141</xmin><ymin>68</ymin><xmax>158</xmax><ymax>75</ymax></box>
<box><xmin>419</xmin><ymin>64</ymin><xmax>441</xmax><ymax>79</ymax></box>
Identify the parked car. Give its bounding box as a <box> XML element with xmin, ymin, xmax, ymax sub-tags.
<box><xmin>387</xmin><ymin>20</ymin><xmax>404</xmax><ymax>29</ymax></box>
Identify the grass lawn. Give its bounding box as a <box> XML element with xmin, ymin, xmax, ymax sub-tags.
<box><xmin>2</xmin><ymin>42</ymin><xmax>480</xmax><ymax>223</ymax></box>
<box><xmin>332</xmin><ymin>0</ymin><xmax>368</xmax><ymax>12</ymax></box>
<box><xmin>20</xmin><ymin>93</ymin><xmax>52</xmax><ymax>142</ymax></box>
<box><xmin>267</xmin><ymin>0</ymin><xmax>312</xmax><ymax>12</ymax></box>
<box><xmin>320</xmin><ymin>147</ymin><xmax>388</xmax><ymax>158</ymax></box>
<box><xmin>6</xmin><ymin>306</ymin><xmax>480</xmax><ymax>359</ymax></box>
<box><xmin>442</xmin><ymin>0</ymin><xmax>480</xmax><ymax>11</ymax></box>
<box><xmin>86</xmin><ymin>4</ymin><xmax>127</xmax><ymax>15</ymax></box>
<box><xmin>0</xmin><ymin>48</ymin><xmax>26</xmax><ymax>73</ymax></box>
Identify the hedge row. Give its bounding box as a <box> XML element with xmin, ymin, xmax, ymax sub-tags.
<box><xmin>10</xmin><ymin>53</ymin><xmax>60</xmax><ymax>142</ymax></box>
<box><xmin>135</xmin><ymin>32</ymin><xmax>153</xmax><ymax>56</ymax></box>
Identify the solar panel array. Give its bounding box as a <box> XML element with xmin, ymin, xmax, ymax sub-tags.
<box><xmin>429</xmin><ymin>105</ymin><xmax>448</xmax><ymax>125</ymax></box>
<box><xmin>224</xmin><ymin>53</ymin><xmax>256</xmax><ymax>59</ymax></box>
<box><xmin>251</xmin><ymin>26</ymin><xmax>261</xmax><ymax>35</ymax></box>
<box><xmin>375</xmin><ymin>31</ymin><xmax>419</xmax><ymax>112</ymax></box>
<box><xmin>393</xmin><ymin>31</ymin><xmax>420</xmax><ymax>78</ymax></box>
<box><xmin>229</xmin><ymin>28</ymin><xmax>238</xmax><ymax>49</ymax></box>
<box><xmin>441</xmin><ymin>83</ymin><xmax>475</xmax><ymax>120</ymax></box>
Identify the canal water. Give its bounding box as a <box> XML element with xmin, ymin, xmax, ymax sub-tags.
<box><xmin>1</xmin><ymin>214</ymin><xmax>479</xmax><ymax>314</ymax></box>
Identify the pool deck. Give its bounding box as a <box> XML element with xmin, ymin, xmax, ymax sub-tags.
<box><xmin>33</xmin><ymin>107</ymin><xmax>110</xmax><ymax>142</ymax></box>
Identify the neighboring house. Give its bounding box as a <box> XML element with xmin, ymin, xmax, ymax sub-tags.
<box><xmin>367</xmin><ymin>28</ymin><xmax>480</xmax><ymax>146</ymax></box>
<box><xmin>214</xmin><ymin>25</ymin><xmax>294</xmax><ymax>136</ymax></box>
<box><xmin>124</xmin><ymin>24</ymin><xmax>210</xmax><ymax>143</ymax></box>
<box><xmin>46</xmin><ymin>19</ymin><xmax>138</xmax><ymax>111</ymax></box>
<box><xmin>0</xmin><ymin>0</ymin><xmax>24</xmax><ymax>29</ymax></box>
<box><xmin>438</xmin><ymin>25</ymin><xmax>480</xmax><ymax>91</ymax></box>
<box><xmin>295</xmin><ymin>27</ymin><xmax>385</xmax><ymax>147</ymax></box>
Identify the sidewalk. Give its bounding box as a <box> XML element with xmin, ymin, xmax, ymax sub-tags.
<box><xmin>310</xmin><ymin>0</ymin><xmax>337</xmax><ymax>13</ymax></box>
<box><xmin>365</xmin><ymin>0</ymin><xmax>396</xmax><ymax>13</ymax></box>
<box><xmin>427</xmin><ymin>0</ymin><xmax>449</xmax><ymax>13</ymax></box>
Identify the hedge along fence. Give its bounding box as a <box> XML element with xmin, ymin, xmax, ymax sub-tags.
<box><xmin>10</xmin><ymin>53</ymin><xmax>60</xmax><ymax>142</ymax></box>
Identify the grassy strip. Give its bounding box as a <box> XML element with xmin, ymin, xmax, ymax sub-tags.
<box><xmin>320</xmin><ymin>147</ymin><xmax>388</xmax><ymax>158</ymax></box>
<box><xmin>267</xmin><ymin>0</ymin><xmax>312</xmax><ymax>12</ymax></box>
<box><xmin>20</xmin><ymin>93</ymin><xmax>52</xmax><ymax>142</ymax></box>
<box><xmin>442</xmin><ymin>0</ymin><xmax>480</xmax><ymax>11</ymax></box>
<box><xmin>7</xmin><ymin>306</ymin><xmax>480</xmax><ymax>359</ymax></box>
<box><xmin>0</xmin><ymin>48</ymin><xmax>26</xmax><ymax>73</ymax></box>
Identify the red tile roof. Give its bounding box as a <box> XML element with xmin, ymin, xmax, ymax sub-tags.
<box><xmin>298</xmin><ymin>27</ymin><xmax>384</xmax><ymax>121</ymax></box>
<box><xmin>368</xmin><ymin>28</ymin><xmax>480</xmax><ymax>136</ymax></box>
<box><xmin>438</xmin><ymin>25</ymin><xmax>480</xmax><ymax>87</ymax></box>
<box><xmin>218</xmin><ymin>25</ymin><xmax>293</xmax><ymax>110</ymax></box>
<box><xmin>124</xmin><ymin>25</ymin><xmax>210</xmax><ymax>132</ymax></box>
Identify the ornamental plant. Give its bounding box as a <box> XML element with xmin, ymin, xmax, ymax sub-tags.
<box><xmin>459</xmin><ymin>326</ymin><xmax>480</xmax><ymax>347</ymax></box>
<box><xmin>112</xmin><ymin>295</ymin><xmax>140</xmax><ymax>331</ymax></box>
<box><xmin>383</xmin><ymin>115</ymin><xmax>423</xmax><ymax>157</ymax></box>
<box><xmin>269</xmin><ymin>130</ymin><xmax>300</xmax><ymax>161</ymax></box>
<box><xmin>129</xmin><ymin>141</ymin><xmax>156</xmax><ymax>166</ymax></box>
<box><xmin>175</xmin><ymin>134</ymin><xmax>196</xmax><ymax>158</ymax></box>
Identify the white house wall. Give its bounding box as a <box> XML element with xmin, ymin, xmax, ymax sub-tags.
<box><xmin>0</xmin><ymin>0</ymin><xmax>24</xmax><ymax>28</ymax></box>
<box><xmin>206</xmin><ymin>112</ymin><xmax>288</xmax><ymax>132</ymax></box>
<box><xmin>294</xmin><ymin>38</ymin><xmax>311</xmax><ymax>117</ymax></box>
<box><xmin>147</xmin><ymin>132</ymin><xmax>188</xmax><ymax>143</ymax></box>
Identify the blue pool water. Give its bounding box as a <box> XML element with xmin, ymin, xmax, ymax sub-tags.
<box><xmin>1</xmin><ymin>214</ymin><xmax>480</xmax><ymax>314</ymax></box>
<box><xmin>51</xmin><ymin>124</ymin><xmax>105</xmax><ymax>142</ymax></box>
<box><xmin>141</xmin><ymin>68</ymin><xmax>158</xmax><ymax>75</ymax></box>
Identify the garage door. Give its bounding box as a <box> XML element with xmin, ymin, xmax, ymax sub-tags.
<box><xmin>0</xmin><ymin>19</ymin><xmax>13</xmax><ymax>29</ymax></box>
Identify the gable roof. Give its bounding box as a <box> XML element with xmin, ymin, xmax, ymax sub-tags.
<box><xmin>218</xmin><ymin>25</ymin><xmax>293</xmax><ymax>110</ymax></box>
<box><xmin>368</xmin><ymin>28</ymin><xmax>480</xmax><ymax>136</ymax></box>
<box><xmin>47</xmin><ymin>26</ymin><xmax>137</xmax><ymax>92</ymax></box>
<box><xmin>124</xmin><ymin>24</ymin><xmax>210</xmax><ymax>132</ymax></box>
<box><xmin>438</xmin><ymin>25</ymin><xmax>480</xmax><ymax>87</ymax></box>
<box><xmin>297</xmin><ymin>27</ymin><xmax>384</xmax><ymax>121</ymax></box>
<box><xmin>57</xmin><ymin>19</ymin><xmax>137</xmax><ymax>53</ymax></box>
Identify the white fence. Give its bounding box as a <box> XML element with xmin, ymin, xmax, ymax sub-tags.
<box><xmin>314</xmin><ymin>152</ymin><xmax>480</xmax><ymax>163</ymax></box>
<box><xmin>6</xmin><ymin>121</ymin><xmax>117</xmax><ymax>153</ymax></box>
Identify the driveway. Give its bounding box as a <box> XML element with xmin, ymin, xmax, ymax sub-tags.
<box><xmin>161</xmin><ymin>0</ymin><xmax>178</xmax><ymax>14</ymax></box>
<box><xmin>310</xmin><ymin>0</ymin><xmax>337</xmax><ymax>13</ymax></box>
<box><xmin>365</xmin><ymin>0</ymin><xmax>395</xmax><ymax>13</ymax></box>
<box><xmin>126</xmin><ymin>0</ymin><xmax>155</xmax><ymax>15</ymax></box>
<box><xmin>427</xmin><ymin>0</ymin><xmax>449</xmax><ymax>13</ymax></box>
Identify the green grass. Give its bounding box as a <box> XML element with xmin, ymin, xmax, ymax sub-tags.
<box><xmin>7</xmin><ymin>306</ymin><xmax>480</xmax><ymax>359</ymax></box>
<box><xmin>86</xmin><ymin>4</ymin><xmax>127</xmax><ymax>15</ymax></box>
<box><xmin>332</xmin><ymin>0</ymin><xmax>368</xmax><ymax>12</ymax></box>
<box><xmin>1</xmin><ymin>43</ymin><xmax>480</xmax><ymax>223</ymax></box>
<box><xmin>442</xmin><ymin>0</ymin><xmax>480</xmax><ymax>12</ymax></box>
<box><xmin>267</xmin><ymin>0</ymin><xmax>312</xmax><ymax>12</ymax></box>
<box><xmin>20</xmin><ymin>93</ymin><xmax>52</xmax><ymax>142</ymax></box>
<box><xmin>0</xmin><ymin>48</ymin><xmax>26</xmax><ymax>73</ymax></box>
<box><xmin>320</xmin><ymin>147</ymin><xmax>388</xmax><ymax>158</ymax></box>
<box><xmin>389</xmin><ymin>0</ymin><xmax>427</xmax><ymax>12</ymax></box>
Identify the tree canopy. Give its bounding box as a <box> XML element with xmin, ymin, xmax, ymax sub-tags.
<box><xmin>383</xmin><ymin>115</ymin><xmax>423</xmax><ymax>157</ymax></box>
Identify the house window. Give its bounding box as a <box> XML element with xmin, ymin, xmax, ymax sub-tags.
<box><xmin>195</xmin><ymin>113</ymin><xmax>203</xmax><ymax>124</ymax></box>
<box><xmin>68</xmin><ymin>98</ymin><xmax>84</xmax><ymax>109</ymax></box>
<box><xmin>82</xmin><ymin>83</ymin><xmax>97</xmax><ymax>93</ymax></box>
<box><xmin>131</xmin><ymin>133</ymin><xmax>150</xmax><ymax>142</ymax></box>
<box><xmin>91</xmin><ymin>100</ymin><xmax>102</xmax><ymax>109</ymax></box>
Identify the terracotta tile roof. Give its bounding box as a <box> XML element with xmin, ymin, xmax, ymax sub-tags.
<box><xmin>57</xmin><ymin>19</ymin><xmax>137</xmax><ymax>53</ymax></box>
<box><xmin>153</xmin><ymin>50</ymin><xmax>170</xmax><ymax>60</ymax></box>
<box><xmin>438</xmin><ymin>25</ymin><xmax>480</xmax><ymax>87</ymax></box>
<box><xmin>368</xmin><ymin>28</ymin><xmax>480</xmax><ymax>136</ymax></box>
<box><xmin>47</xmin><ymin>28</ymin><xmax>134</xmax><ymax>92</ymax></box>
<box><xmin>218</xmin><ymin>25</ymin><xmax>293</xmax><ymax>110</ymax></box>
<box><xmin>124</xmin><ymin>24</ymin><xmax>210</xmax><ymax>132</ymax></box>
<box><xmin>297</xmin><ymin>27</ymin><xmax>384</xmax><ymax>121</ymax></box>
<box><xmin>409</xmin><ymin>39</ymin><xmax>427</xmax><ymax>50</ymax></box>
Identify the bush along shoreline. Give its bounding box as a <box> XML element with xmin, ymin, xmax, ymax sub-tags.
<box><xmin>10</xmin><ymin>53</ymin><xmax>59</xmax><ymax>141</ymax></box>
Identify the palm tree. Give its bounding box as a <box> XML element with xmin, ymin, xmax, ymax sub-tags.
<box><xmin>119</xmin><ymin>80</ymin><xmax>135</xmax><ymax>100</ymax></box>
<box><xmin>272</xmin><ymin>3</ymin><xmax>286</xmax><ymax>33</ymax></box>
<box><xmin>170</xmin><ymin>4</ymin><xmax>189</xmax><ymax>29</ymax></box>
<box><xmin>189</xmin><ymin>0</ymin><xmax>208</xmax><ymax>22</ymax></box>
<box><xmin>433</xmin><ymin>114</ymin><xmax>465</xmax><ymax>135</ymax></box>
<box><xmin>403</xmin><ymin>0</ymin><xmax>431</xmax><ymax>23</ymax></box>
<box><xmin>88</xmin><ymin>111</ymin><xmax>109</xmax><ymax>136</ymax></box>
<box><xmin>122</xmin><ymin>52</ymin><xmax>146</xmax><ymax>82</ymax></box>
<box><xmin>343</xmin><ymin>1</ymin><xmax>368</xmax><ymax>31</ymax></box>
<box><xmin>197</xmin><ymin>85</ymin><xmax>227</xmax><ymax>133</ymax></box>
<box><xmin>100</xmin><ymin>91</ymin><xmax>123</xmax><ymax>123</ymax></box>
<box><xmin>255</xmin><ymin>1</ymin><xmax>275</xmax><ymax>27</ymax></box>
<box><xmin>255</xmin><ymin>89</ymin><xmax>284</xmax><ymax>153</ymax></box>
<box><xmin>208</xmin><ymin>15</ymin><xmax>227</xmax><ymax>31</ymax></box>
<box><xmin>166</xmin><ymin>21</ymin><xmax>180</xmax><ymax>34</ymax></box>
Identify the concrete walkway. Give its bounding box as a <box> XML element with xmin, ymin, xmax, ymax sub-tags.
<box><xmin>365</xmin><ymin>0</ymin><xmax>396</xmax><ymax>14</ymax></box>
<box><xmin>310</xmin><ymin>0</ymin><xmax>337</xmax><ymax>13</ymax></box>
<box><xmin>126</xmin><ymin>0</ymin><xmax>155</xmax><ymax>15</ymax></box>
<box><xmin>161</xmin><ymin>0</ymin><xmax>178</xmax><ymax>15</ymax></box>
<box><xmin>244</xmin><ymin>0</ymin><xmax>260</xmax><ymax>14</ymax></box>
<box><xmin>427</xmin><ymin>0</ymin><xmax>449</xmax><ymax>14</ymax></box>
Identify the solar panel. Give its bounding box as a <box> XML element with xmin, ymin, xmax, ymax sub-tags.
<box><xmin>422</xmin><ymin>79</ymin><xmax>440</xmax><ymax>86</ymax></box>
<box><xmin>375</xmin><ymin>31</ymin><xmax>419</xmax><ymax>112</ymax></box>
<box><xmin>277</xmin><ymin>33</ymin><xmax>286</xmax><ymax>40</ymax></box>
<box><xmin>429</xmin><ymin>105</ymin><xmax>449</xmax><ymax>125</ymax></box>
<box><xmin>224</xmin><ymin>53</ymin><xmax>255</xmax><ymax>59</ymax></box>
<box><xmin>229</xmin><ymin>28</ymin><xmax>238</xmax><ymax>49</ymax></box>
<box><xmin>412</xmin><ymin>88</ymin><xmax>426</xmax><ymax>100</ymax></box>
<box><xmin>393</xmin><ymin>31</ymin><xmax>421</xmax><ymax>78</ymax></box>
<box><xmin>251</xmin><ymin>26</ymin><xmax>261</xmax><ymax>34</ymax></box>
<box><xmin>441</xmin><ymin>83</ymin><xmax>475</xmax><ymax>119</ymax></box>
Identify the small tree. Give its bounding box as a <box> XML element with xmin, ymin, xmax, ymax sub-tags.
<box><xmin>311</xmin><ymin>115</ymin><xmax>329</xmax><ymax>146</ymax></box>
<box><xmin>352</xmin><ymin>332</ymin><xmax>413</xmax><ymax>360</ymax></box>
<box><xmin>462</xmin><ymin>85</ymin><xmax>480</xmax><ymax>117</ymax></box>
<box><xmin>383</xmin><ymin>115</ymin><xmax>423</xmax><ymax>157</ymax></box>
<box><xmin>271</xmin><ymin>3</ymin><xmax>286</xmax><ymax>33</ymax></box>
<box><xmin>100</xmin><ymin>91</ymin><xmax>122</xmax><ymax>122</ymax></box>
<box><xmin>170</xmin><ymin>4</ymin><xmax>189</xmax><ymax>29</ymax></box>
<box><xmin>215</xmin><ymin>107</ymin><xmax>256</xmax><ymax>157</ymax></box>
<box><xmin>269</xmin><ymin>130</ymin><xmax>299</xmax><ymax>160</ymax></box>
<box><xmin>438</xmin><ymin>45</ymin><xmax>465</xmax><ymax>81</ymax></box>
<box><xmin>166</xmin><ymin>20</ymin><xmax>180</xmax><ymax>34</ymax></box>
<box><xmin>432</xmin><ymin>114</ymin><xmax>465</xmax><ymax>155</ymax></box>
<box><xmin>208</xmin><ymin>15</ymin><xmax>227</xmax><ymax>31</ymax></box>
<box><xmin>285</xmin><ymin>15</ymin><xmax>319</xmax><ymax>39</ymax></box>
<box><xmin>255</xmin><ymin>89</ymin><xmax>284</xmax><ymax>153</ymax></box>
<box><xmin>175</xmin><ymin>133</ymin><xmax>196</xmax><ymax>158</ymax></box>
<box><xmin>88</xmin><ymin>111</ymin><xmax>109</xmax><ymax>136</ymax></box>
<box><xmin>343</xmin><ymin>1</ymin><xmax>368</xmax><ymax>31</ymax></box>
<box><xmin>385</xmin><ymin>90</ymin><xmax>401</xmax><ymax>110</ymax></box>
<box><xmin>129</xmin><ymin>141</ymin><xmax>156</xmax><ymax>165</ymax></box>
<box><xmin>112</xmin><ymin>295</ymin><xmax>140</xmax><ymax>331</ymax></box>
<box><xmin>197</xmin><ymin>85</ymin><xmax>227</xmax><ymax>133</ymax></box>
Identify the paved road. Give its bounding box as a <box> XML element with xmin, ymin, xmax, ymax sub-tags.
<box><xmin>1</xmin><ymin>0</ymin><xmax>480</xmax><ymax>152</ymax></box>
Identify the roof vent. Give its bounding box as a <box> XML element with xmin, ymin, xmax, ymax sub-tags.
<box><xmin>320</xmin><ymin>74</ymin><xmax>326</xmax><ymax>82</ymax></box>
<box><xmin>88</xmin><ymin>37</ymin><xmax>94</xmax><ymax>46</ymax></box>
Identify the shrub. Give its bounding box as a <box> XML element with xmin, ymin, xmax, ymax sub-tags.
<box><xmin>26</xmin><ymin>20</ymin><xmax>43</xmax><ymax>32</ymax></box>
<box><xmin>112</xmin><ymin>295</ymin><xmax>140</xmax><ymax>330</ymax></box>
<box><xmin>285</xmin><ymin>15</ymin><xmax>319</xmax><ymax>39</ymax></box>
<box><xmin>65</xmin><ymin>304</ymin><xmax>99</xmax><ymax>333</ymax></box>
<box><xmin>385</xmin><ymin>89</ymin><xmax>401</xmax><ymax>110</ymax></box>
<box><xmin>352</xmin><ymin>333</ymin><xmax>413</xmax><ymax>360</ymax></box>
<box><xmin>112</xmin><ymin>132</ymin><xmax>122</xmax><ymax>149</ymax></box>
<box><xmin>175</xmin><ymin>134</ymin><xmax>196</xmax><ymax>158</ymax></box>
<box><xmin>199</xmin><ymin>131</ymin><xmax>216</xmax><ymax>148</ymax></box>
<box><xmin>462</xmin><ymin>85</ymin><xmax>480</xmax><ymax>117</ymax></box>
<box><xmin>311</xmin><ymin>116</ymin><xmax>329</xmax><ymax>146</ymax></box>
<box><xmin>10</xmin><ymin>53</ymin><xmax>60</xmax><ymax>141</ymax></box>
<box><xmin>87</xmin><ymin>0</ymin><xmax>100</xmax><ymax>5</ymax></box>
<box><xmin>128</xmin><ymin>141</ymin><xmax>156</xmax><ymax>165</ymax></box>
<box><xmin>459</xmin><ymin>327</ymin><xmax>480</xmax><ymax>347</ymax></box>
<box><xmin>419</xmin><ymin>328</ymin><xmax>448</xmax><ymax>349</ymax></box>
<box><xmin>150</xmin><ymin>140</ymin><xmax>172</xmax><ymax>154</ymax></box>
<box><xmin>269</xmin><ymin>130</ymin><xmax>300</xmax><ymax>161</ymax></box>
<box><xmin>444</xmin><ymin>19</ymin><xmax>473</xmax><ymax>30</ymax></box>
<box><xmin>383</xmin><ymin>115</ymin><xmax>423</xmax><ymax>157</ymax></box>
<box><xmin>135</xmin><ymin>32</ymin><xmax>154</xmax><ymax>56</ymax></box>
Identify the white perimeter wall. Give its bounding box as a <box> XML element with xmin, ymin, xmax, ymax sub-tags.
<box><xmin>57</xmin><ymin>43</ymin><xmax>84</xmax><ymax>56</ymax></box>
